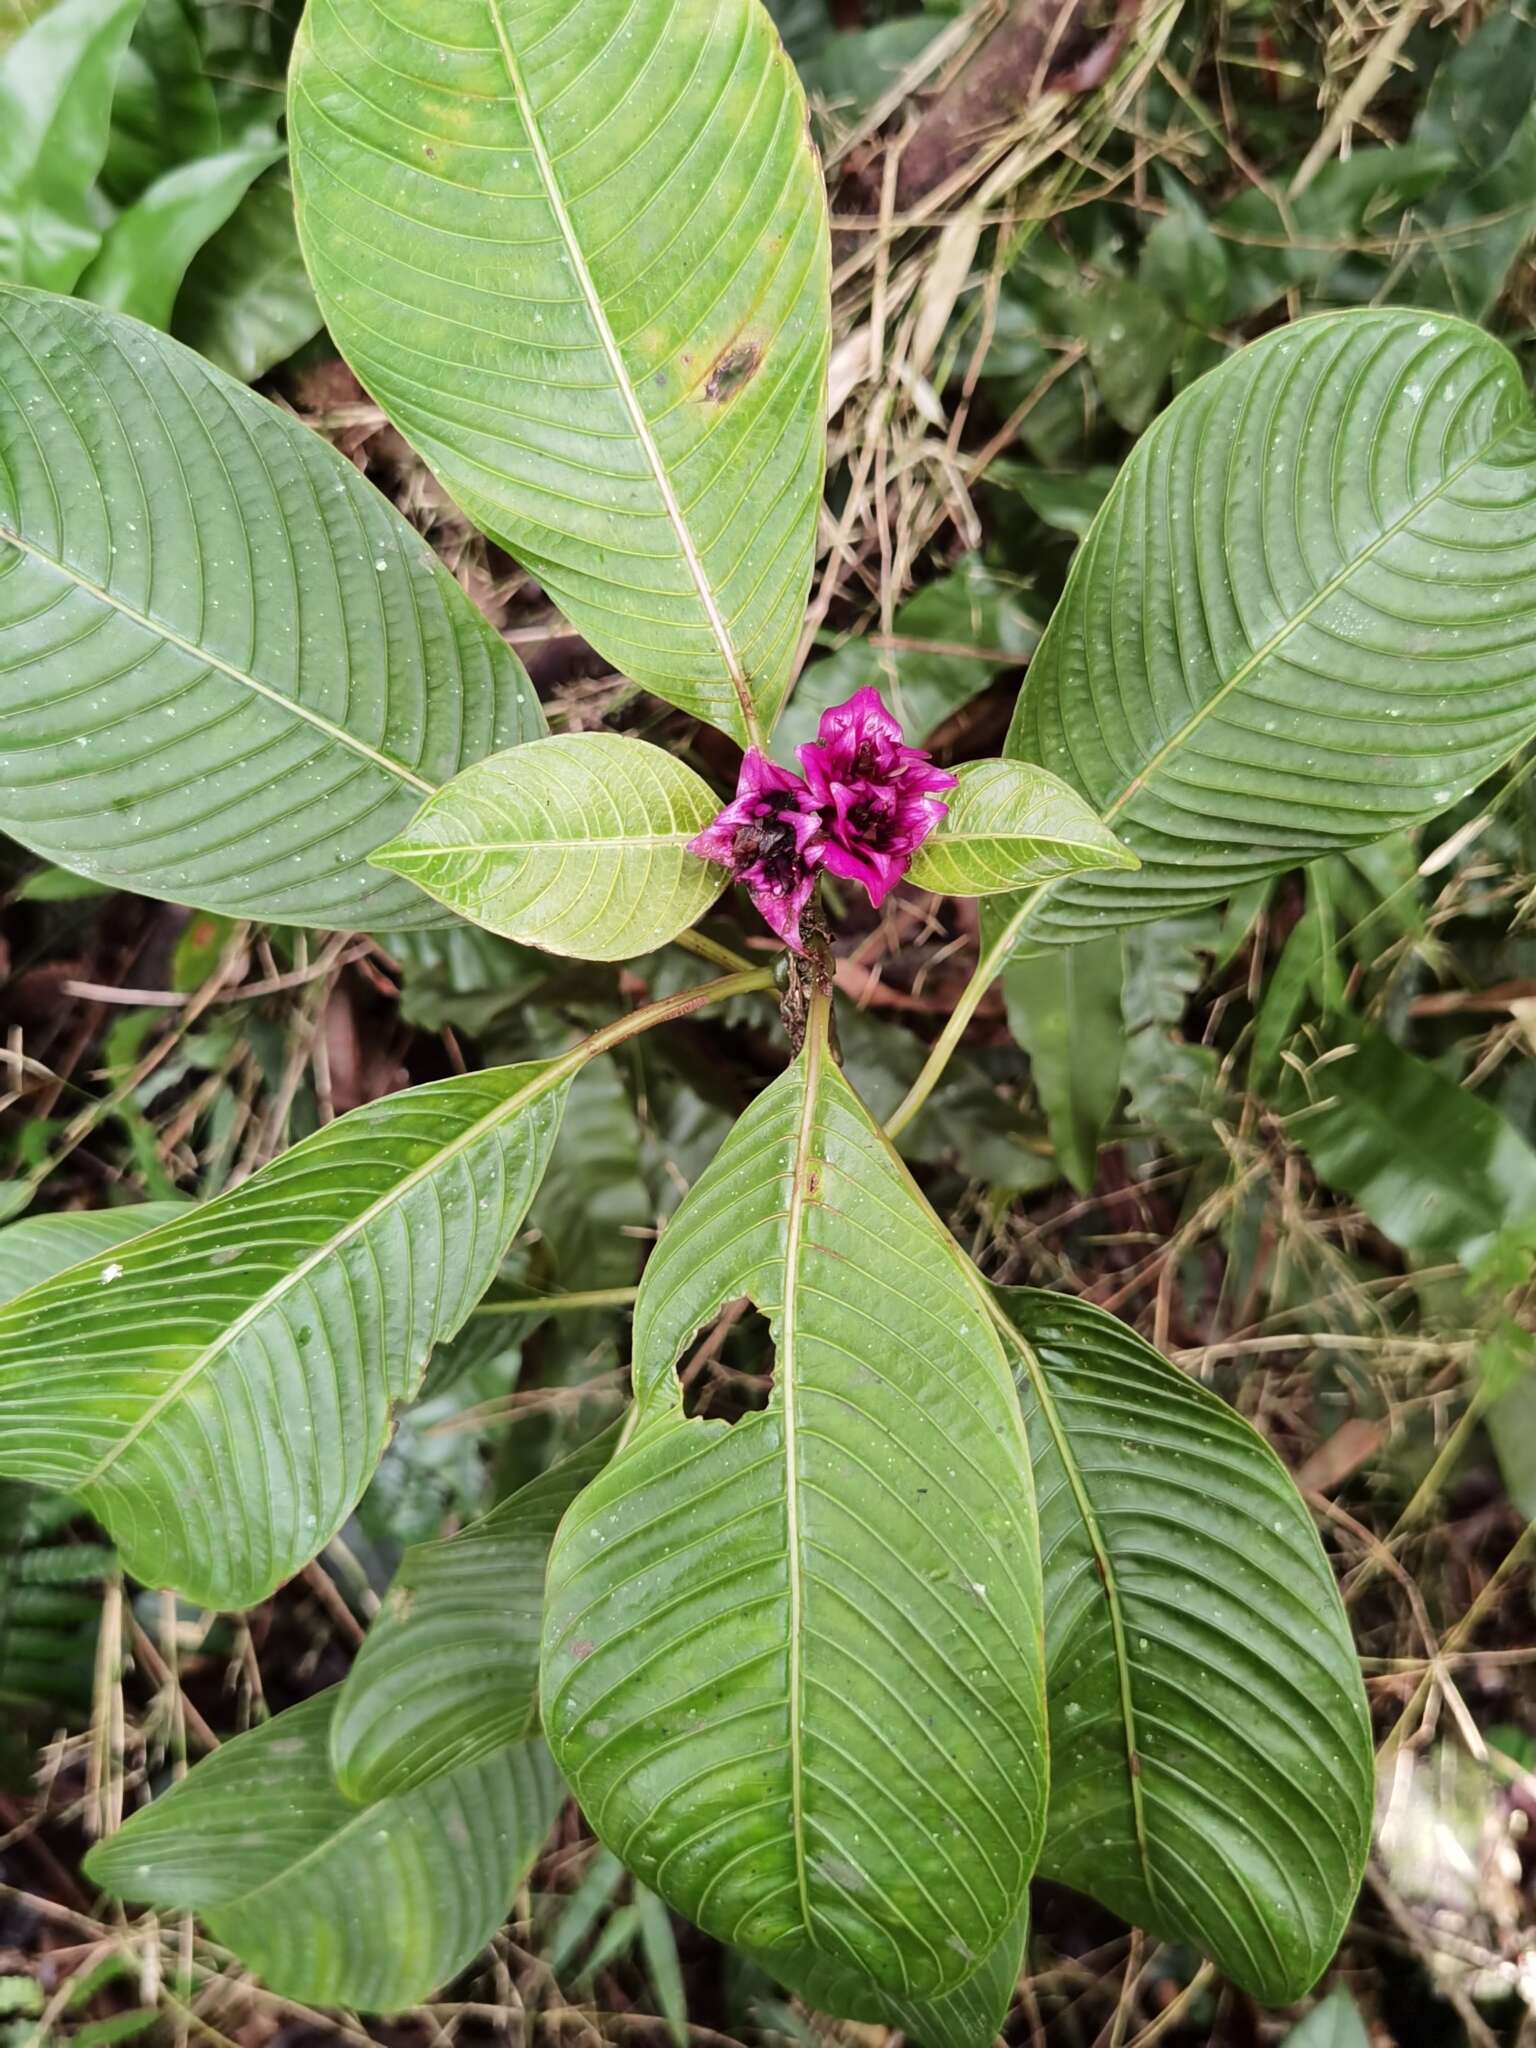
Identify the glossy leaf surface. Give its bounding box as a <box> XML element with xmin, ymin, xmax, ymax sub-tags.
<box><xmin>0</xmin><ymin>290</ymin><xmax>541</xmax><ymax>927</ymax></box>
<box><xmin>907</xmin><ymin>758</ymin><xmax>1135</xmax><ymax>898</ymax></box>
<box><xmin>289</xmin><ymin>0</ymin><xmax>830</xmax><ymax>745</ymax></box>
<box><xmin>79</xmin><ymin>138</ymin><xmax>284</xmax><ymax>328</ymax></box>
<box><xmin>543</xmin><ymin>1010</ymin><xmax>1046</xmax><ymax>2010</ymax></box>
<box><xmin>0</xmin><ymin>1061</ymin><xmax>575</xmax><ymax>1607</ymax></box>
<box><xmin>332</xmin><ymin>1421</ymin><xmax>619</xmax><ymax>1802</ymax></box>
<box><xmin>374</xmin><ymin>735</ymin><xmax>725</xmax><ymax>962</ymax></box>
<box><xmin>993</xmin><ymin>1288</ymin><xmax>1373</xmax><ymax>2005</ymax></box>
<box><xmin>87</xmin><ymin>1690</ymin><xmax>563</xmax><ymax>2011</ymax></box>
<box><xmin>0</xmin><ymin>0</ymin><xmax>140</xmax><ymax>291</ymax></box>
<box><xmin>1001</xmin><ymin>309</ymin><xmax>1536</xmax><ymax>944</ymax></box>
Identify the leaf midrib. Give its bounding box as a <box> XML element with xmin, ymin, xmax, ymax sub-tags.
<box><xmin>74</xmin><ymin>1057</ymin><xmax>577</xmax><ymax>1492</ymax></box>
<box><xmin>1100</xmin><ymin>415</ymin><xmax>1504</xmax><ymax>822</ymax></box>
<box><xmin>483</xmin><ymin>1</ymin><xmax>760</xmax><ymax>747</ymax></box>
<box><xmin>988</xmin><ymin>1295</ymin><xmax>1154</xmax><ymax>1903</ymax></box>
<box><xmin>0</xmin><ymin>519</ymin><xmax>435</xmax><ymax>796</ymax></box>
<box><xmin>388</xmin><ymin>835</ymin><xmax>699</xmax><ymax>855</ymax></box>
<box><xmin>780</xmin><ymin>1011</ymin><xmax>823</xmax><ymax>1941</ymax></box>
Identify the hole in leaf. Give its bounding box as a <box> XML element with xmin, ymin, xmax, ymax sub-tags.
<box><xmin>679</xmin><ymin>1296</ymin><xmax>776</xmax><ymax>1422</ymax></box>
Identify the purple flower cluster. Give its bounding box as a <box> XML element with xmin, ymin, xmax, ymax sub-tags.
<box><xmin>688</xmin><ymin>687</ymin><xmax>955</xmax><ymax>951</ymax></box>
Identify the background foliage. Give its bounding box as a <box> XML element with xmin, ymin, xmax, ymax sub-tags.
<box><xmin>0</xmin><ymin>0</ymin><xmax>1535</xmax><ymax>2044</ymax></box>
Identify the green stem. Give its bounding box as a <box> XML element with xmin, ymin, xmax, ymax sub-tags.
<box><xmin>673</xmin><ymin>926</ymin><xmax>758</xmax><ymax>974</ymax></box>
<box><xmin>883</xmin><ymin>892</ymin><xmax>1038</xmax><ymax>1140</ymax></box>
<box><xmin>471</xmin><ymin>1285</ymin><xmax>639</xmax><ymax>1317</ymax></box>
<box><xmin>578</xmin><ymin>965</ymin><xmax>775</xmax><ymax>1062</ymax></box>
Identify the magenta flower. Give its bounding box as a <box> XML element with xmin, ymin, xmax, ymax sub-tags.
<box><xmin>797</xmin><ymin>686</ymin><xmax>955</xmax><ymax>907</ymax></box>
<box><xmin>687</xmin><ymin>747</ymin><xmax>823</xmax><ymax>951</ymax></box>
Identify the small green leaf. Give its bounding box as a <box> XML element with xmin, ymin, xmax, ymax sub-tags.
<box><xmin>86</xmin><ymin>1690</ymin><xmax>563</xmax><ymax>2012</ymax></box>
<box><xmin>1001</xmin><ymin>936</ymin><xmax>1123</xmax><ymax>1193</ymax></box>
<box><xmin>542</xmin><ymin>1008</ymin><xmax>1046</xmax><ymax>2011</ymax></box>
<box><xmin>331</xmin><ymin>1421</ymin><xmax>620</xmax><ymax>1802</ymax></box>
<box><xmin>289</xmin><ymin>0</ymin><xmax>830</xmax><ymax>745</ymax></box>
<box><xmin>374</xmin><ymin>736</ymin><xmax>726</xmax><ymax>962</ymax></box>
<box><xmin>908</xmin><ymin>759</ymin><xmax>1136</xmax><ymax>899</ymax></box>
<box><xmin>172</xmin><ymin>173</ymin><xmax>322</xmax><ymax>382</ymax></box>
<box><xmin>0</xmin><ymin>289</ymin><xmax>542</xmax><ymax>927</ymax></box>
<box><xmin>1280</xmin><ymin>1988</ymin><xmax>1371</xmax><ymax>2048</ymax></box>
<box><xmin>79</xmin><ymin>138</ymin><xmax>284</xmax><ymax>328</ymax></box>
<box><xmin>992</xmin><ymin>1287</ymin><xmax>1374</xmax><ymax>2006</ymax></box>
<box><xmin>0</xmin><ymin>0</ymin><xmax>142</xmax><ymax>291</ymax></box>
<box><xmin>0</xmin><ymin>1061</ymin><xmax>577</xmax><ymax>1608</ymax></box>
<box><xmin>999</xmin><ymin>309</ymin><xmax>1536</xmax><ymax>949</ymax></box>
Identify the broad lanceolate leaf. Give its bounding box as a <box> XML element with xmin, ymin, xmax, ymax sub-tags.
<box><xmin>0</xmin><ymin>289</ymin><xmax>542</xmax><ymax>928</ymax></box>
<box><xmin>0</xmin><ymin>1202</ymin><xmax>186</xmax><ymax>1300</ymax></box>
<box><xmin>173</xmin><ymin>173</ymin><xmax>323</xmax><ymax>383</ymax></box>
<box><xmin>374</xmin><ymin>735</ymin><xmax>725</xmax><ymax>962</ymax></box>
<box><xmin>332</xmin><ymin>1421</ymin><xmax>620</xmax><ymax>1803</ymax></box>
<box><xmin>542</xmin><ymin>1007</ymin><xmax>1046</xmax><ymax>2013</ymax></box>
<box><xmin>992</xmin><ymin>1288</ymin><xmax>1373</xmax><ymax>2006</ymax></box>
<box><xmin>881</xmin><ymin>1902</ymin><xmax>1030</xmax><ymax>2048</ymax></box>
<box><xmin>86</xmin><ymin>1690</ymin><xmax>563</xmax><ymax>2011</ymax></box>
<box><xmin>1000</xmin><ymin>308</ymin><xmax>1536</xmax><ymax>946</ymax></box>
<box><xmin>289</xmin><ymin>0</ymin><xmax>830</xmax><ymax>746</ymax></box>
<box><xmin>907</xmin><ymin>758</ymin><xmax>1136</xmax><ymax>899</ymax></box>
<box><xmin>0</xmin><ymin>0</ymin><xmax>141</xmax><ymax>292</ymax></box>
<box><xmin>0</xmin><ymin>1061</ymin><xmax>578</xmax><ymax>1608</ymax></box>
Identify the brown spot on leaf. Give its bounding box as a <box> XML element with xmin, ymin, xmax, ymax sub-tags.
<box><xmin>571</xmin><ymin>1637</ymin><xmax>596</xmax><ymax>1661</ymax></box>
<box><xmin>704</xmin><ymin>341</ymin><xmax>762</xmax><ymax>403</ymax></box>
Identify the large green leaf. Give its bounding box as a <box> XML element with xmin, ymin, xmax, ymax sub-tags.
<box><xmin>0</xmin><ymin>0</ymin><xmax>141</xmax><ymax>291</ymax></box>
<box><xmin>0</xmin><ymin>1202</ymin><xmax>186</xmax><ymax>1299</ymax></box>
<box><xmin>0</xmin><ymin>1060</ymin><xmax>578</xmax><ymax>1608</ymax></box>
<box><xmin>86</xmin><ymin>1690</ymin><xmax>563</xmax><ymax>2011</ymax></box>
<box><xmin>992</xmin><ymin>1288</ymin><xmax>1373</xmax><ymax>2005</ymax></box>
<box><xmin>79</xmin><ymin>138</ymin><xmax>284</xmax><ymax>328</ymax></box>
<box><xmin>881</xmin><ymin>1902</ymin><xmax>1029</xmax><ymax>2048</ymax></box>
<box><xmin>1001</xmin><ymin>936</ymin><xmax>1123</xmax><ymax>1194</ymax></box>
<box><xmin>374</xmin><ymin>735</ymin><xmax>725</xmax><ymax>962</ymax></box>
<box><xmin>907</xmin><ymin>759</ymin><xmax>1136</xmax><ymax>899</ymax></box>
<box><xmin>332</xmin><ymin>1420</ymin><xmax>619</xmax><ymax>1802</ymax></box>
<box><xmin>999</xmin><ymin>308</ymin><xmax>1536</xmax><ymax>946</ymax></box>
<box><xmin>288</xmin><ymin>0</ymin><xmax>830</xmax><ymax>746</ymax></box>
<box><xmin>542</xmin><ymin>1006</ymin><xmax>1046</xmax><ymax>2012</ymax></box>
<box><xmin>0</xmin><ymin>289</ymin><xmax>542</xmax><ymax>928</ymax></box>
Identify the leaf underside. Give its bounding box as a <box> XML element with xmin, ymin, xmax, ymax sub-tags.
<box><xmin>289</xmin><ymin>0</ymin><xmax>830</xmax><ymax>745</ymax></box>
<box><xmin>994</xmin><ymin>1287</ymin><xmax>1373</xmax><ymax>2006</ymax></box>
<box><xmin>0</xmin><ymin>1061</ymin><xmax>572</xmax><ymax>1608</ymax></box>
<box><xmin>86</xmin><ymin>1690</ymin><xmax>564</xmax><ymax>2012</ymax></box>
<box><xmin>0</xmin><ymin>1201</ymin><xmax>187</xmax><ymax>1300</ymax></box>
<box><xmin>375</xmin><ymin>734</ymin><xmax>726</xmax><ymax>961</ymax></box>
<box><xmin>542</xmin><ymin>1023</ymin><xmax>1046</xmax><ymax>2013</ymax></box>
<box><xmin>0</xmin><ymin>288</ymin><xmax>541</xmax><ymax>927</ymax></box>
<box><xmin>1001</xmin><ymin>307</ymin><xmax>1536</xmax><ymax>944</ymax></box>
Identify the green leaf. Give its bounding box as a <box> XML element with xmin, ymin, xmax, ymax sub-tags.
<box><xmin>1069</xmin><ymin>276</ymin><xmax>1181</xmax><ymax>433</ymax></box>
<box><xmin>879</xmin><ymin>1902</ymin><xmax>1028</xmax><ymax>2048</ymax></box>
<box><xmin>99</xmin><ymin>0</ymin><xmax>221</xmax><ymax>204</ymax></box>
<box><xmin>1280</xmin><ymin>1988</ymin><xmax>1371</xmax><ymax>2048</ymax></box>
<box><xmin>907</xmin><ymin>759</ymin><xmax>1136</xmax><ymax>899</ymax></box>
<box><xmin>1279</xmin><ymin>1022</ymin><xmax>1536</xmax><ymax>1269</ymax></box>
<box><xmin>173</xmin><ymin>173</ymin><xmax>322</xmax><ymax>382</ymax></box>
<box><xmin>331</xmin><ymin>1420</ymin><xmax>620</xmax><ymax>1802</ymax></box>
<box><xmin>0</xmin><ymin>1060</ymin><xmax>577</xmax><ymax>1608</ymax></box>
<box><xmin>86</xmin><ymin>1690</ymin><xmax>563</xmax><ymax>2011</ymax></box>
<box><xmin>0</xmin><ymin>0</ymin><xmax>142</xmax><ymax>291</ymax></box>
<box><xmin>79</xmin><ymin>138</ymin><xmax>284</xmax><ymax>328</ymax></box>
<box><xmin>0</xmin><ymin>1202</ymin><xmax>186</xmax><ymax>1300</ymax></box>
<box><xmin>374</xmin><ymin>735</ymin><xmax>726</xmax><ymax>962</ymax></box>
<box><xmin>991</xmin><ymin>1288</ymin><xmax>1373</xmax><ymax>2006</ymax></box>
<box><xmin>999</xmin><ymin>309</ymin><xmax>1536</xmax><ymax>949</ymax></box>
<box><xmin>542</xmin><ymin>1007</ymin><xmax>1046</xmax><ymax>2012</ymax></box>
<box><xmin>1002</xmin><ymin>936</ymin><xmax>1123</xmax><ymax>1194</ymax></box>
<box><xmin>0</xmin><ymin>289</ymin><xmax>542</xmax><ymax>927</ymax></box>
<box><xmin>289</xmin><ymin>0</ymin><xmax>830</xmax><ymax>747</ymax></box>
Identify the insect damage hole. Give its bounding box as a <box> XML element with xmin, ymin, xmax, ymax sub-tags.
<box><xmin>679</xmin><ymin>1295</ymin><xmax>776</xmax><ymax>1421</ymax></box>
<box><xmin>703</xmin><ymin>341</ymin><xmax>762</xmax><ymax>403</ymax></box>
